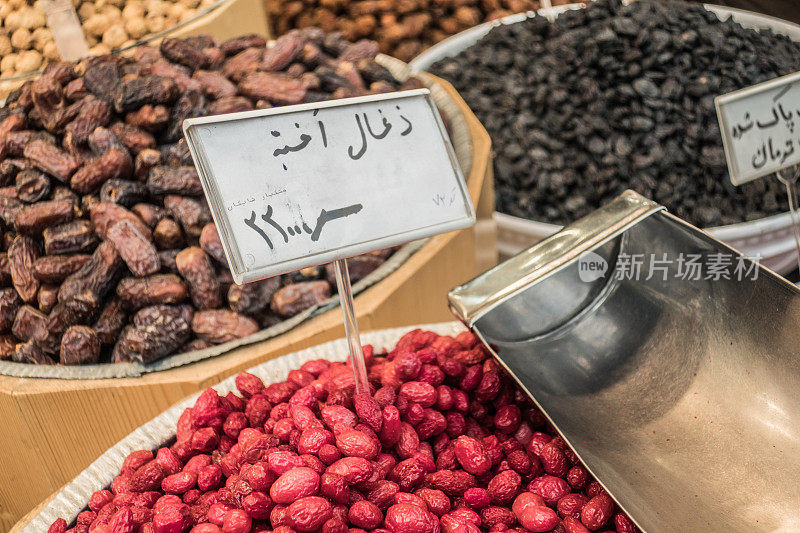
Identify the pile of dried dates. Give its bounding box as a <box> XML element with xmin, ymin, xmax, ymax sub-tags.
<box><xmin>429</xmin><ymin>0</ymin><xmax>800</xmax><ymax>227</ymax></box>
<box><xmin>0</xmin><ymin>29</ymin><xmax>418</xmax><ymax>366</ymax></box>
<box><xmin>267</xmin><ymin>0</ymin><xmax>573</xmax><ymax>62</ymax></box>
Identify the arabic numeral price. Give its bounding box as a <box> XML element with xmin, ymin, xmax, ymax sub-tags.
<box><xmin>243</xmin><ymin>202</ymin><xmax>363</xmax><ymax>250</ymax></box>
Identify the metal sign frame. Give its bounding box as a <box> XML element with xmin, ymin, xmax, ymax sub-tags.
<box><xmin>715</xmin><ymin>70</ymin><xmax>800</xmax><ymax>185</ymax></box>
<box><xmin>183</xmin><ymin>89</ymin><xmax>474</xmax><ymax>284</ymax></box>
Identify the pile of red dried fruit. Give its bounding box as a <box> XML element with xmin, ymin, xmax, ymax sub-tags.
<box><xmin>1</xmin><ymin>29</ymin><xmax>414</xmax><ymax>365</ymax></box>
<box><xmin>48</xmin><ymin>329</ymin><xmax>639</xmax><ymax>532</ymax></box>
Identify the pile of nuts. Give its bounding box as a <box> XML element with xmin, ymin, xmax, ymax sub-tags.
<box><xmin>429</xmin><ymin>0</ymin><xmax>800</xmax><ymax>227</ymax></box>
<box><xmin>48</xmin><ymin>328</ymin><xmax>640</xmax><ymax>532</ymax></box>
<box><xmin>266</xmin><ymin>0</ymin><xmax>572</xmax><ymax>62</ymax></box>
<box><xmin>0</xmin><ymin>0</ymin><xmax>219</xmax><ymax>78</ymax></box>
<box><xmin>0</xmin><ymin>29</ymin><xmax>416</xmax><ymax>366</ymax></box>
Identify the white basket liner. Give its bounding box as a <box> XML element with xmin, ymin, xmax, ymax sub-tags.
<box><xmin>21</xmin><ymin>322</ymin><xmax>466</xmax><ymax>532</ymax></box>
<box><xmin>0</xmin><ymin>54</ymin><xmax>474</xmax><ymax>379</ymax></box>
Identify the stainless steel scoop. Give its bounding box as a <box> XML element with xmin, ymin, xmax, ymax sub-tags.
<box><xmin>448</xmin><ymin>191</ymin><xmax>800</xmax><ymax>532</ymax></box>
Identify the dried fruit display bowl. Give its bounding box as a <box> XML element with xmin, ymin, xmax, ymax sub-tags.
<box><xmin>411</xmin><ymin>3</ymin><xmax>800</xmax><ymax>272</ymax></box>
<box><xmin>0</xmin><ymin>59</ymin><xmax>494</xmax><ymax>530</ymax></box>
<box><xmin>10</xmin><ymin>322</ymin><xmax>467</xmax><ymax>532</ymax></box>
<box><xmin>0</xmin><ymin>0</ymin><xmax>272</xmax><ymax>103</ymax></box>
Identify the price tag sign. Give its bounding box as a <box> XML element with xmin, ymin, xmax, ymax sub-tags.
<box><xmin>715</xmin><ymin>71</ymin><xmax>800</xmax><ymax>185</ymax></box>
<box><xmin>183</xmin><ymin>89</ymin><xmax>474</xmax><ymax>284</ymax></box>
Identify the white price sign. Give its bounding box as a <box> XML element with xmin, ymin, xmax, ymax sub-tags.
<box><xmin>183</xmin><ymin>89</ymin><xmax>474</xmax><ymax>284</ymax></box>
<box><xmin>716</xmin><ymin>71</ymin><xmax>800</xmax><ymax>185</ymax></box>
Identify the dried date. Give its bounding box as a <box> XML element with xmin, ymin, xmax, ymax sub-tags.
<box><xmin>33</xmin><ymin>254</ymin><xmax>91</xmax><ymax>284</ymax></box>
<box><xmin>87</xmin><ymin>126</ymin><xmax>125</xmax><ymax>155</ymax></box>
<box><xmin>134</xmin><ymin>149</ymin><xmax>163</xmax><ymax>181</ymax></box>
<box><xmin>12</xmin><ymin>305</ymin><xmax>47</xmax><ymax>342</ymax></box>
<box><xmin>164</xmin><ymin>195</ymin><xmax>211</xmax><ymax>238</ymax></box>
<box><xmin>217</xmin><ymin>267</ymin><xmax>234</xmax><ymax>295</ymax></box>
<box><xmin>83</xmin><ymin>61</ymin><xmax>123</xmax><ymax>105</ymax></box>
<box><xmin>207</xmin><ymin>96</ymin><xmax>254</xmax><ymax>116</ymax></box>
<box><xmin>270</xmin><ymin>280</ymin><xmax>331</xmax><ymax>317</ymax></box>
<box><xmin>161</xmin><ymin>38</ymin><xmax>208</xmax><ymax>70</ymax></box>
<box><xmin>81</xmin><ymin>194</ymin><xmax>100</xmax><ymax>214</ymax></box>
<box><xmin>0</xmin><ymin>334</ymin><xmax>15</xmax><ymax>360</ymax></box>
<box><xmin>65</xmin><ymin>98</ymin><xmax>112</xmax><ymax>144</ymax></box>
<box><xmin>15</xmin><ymin>170</ymin><xmax>51</xmax><ymax>203</ymax></box>
<box><xmin>31</xmin><ymin>75</ymin><xmax>65</xmax><ymax>128</ymax></box>
<box><xmin>192</xmin><ymin>70</ymin><xmax>237</xmax><ymax>99</ymax></box>
<box><xmin>37</xmin><ymin>284</ymin><xmax>58</xmax><ymax>314</ymax></box>
<box><xmin>164</xmin><ymin>90</ymin><xmax>206</xmax><ymax>143</ymax></box>
<box><xmin>14</xmin><ymin>200</ymin><xmax>74</xmax><ymax>235</ymax></box>
<box><xmin>191</xmin><ymin>309</ymin><xmax>259</xmax><ymax>344</ymax></box>
<box><xmin>110</xmin><ymin>122</ymin><xmax>156</xmax><ymax>155</ymax></box>
<box><xmin>158</xmin><ymin>250</ymin><xmax>180</xmax><ymax>274</ymax></box>
<box><xmin>126</xmin><ymin>105</ymin><xmax>170</xmax><ymax>132</ymax></box>
<box><xmin>114</xmin><ymin>76</ymin><xmax>180</xmax><ymax>113</ymax></box>
<box><xmin>357</xmin><ymin>59</ymin><xmax>396</xmax><ymax>84</ymax></box>
<box><xmin>0</xmin><ymin>114</ymin><xmax>27</xmax><ymax>135</ymax></box>
<box><xmin>43</xmin><ymin>100</ymin><xmax>83</xmax><ymax>135</ymax></box>
<box><xmin>228</xmin><ymin>277</ymin><xmax>281</xmax><ymax>315</ymax></box>
<box><xmin>132</xmin><ymin>203</ymin><xmax>166</xmax><ymax>228</ymax></box>
<box><xmin>58</xmin><ymin>241</ymin><xmax>123</xmax><ymax>303</ymax></box>
<box><xmin>24</xmin><ymin>139</ymin><xmax>80</xmax><ymax>182</ymax></box>
<box><xmin>0</xmin><ymin>195</ymin><xmax>23</xmax><ymax>226</ymax></box>
<box><xmin>239</xmin><ymin>72</ymin><xmax>307</xmax><ymax>104</ymax></box>
<box><xmin>13</xmin><ymin>341</ymin><xmax>55</xmax><ymax>365</ymax></box>
<box><xmin>162</xmin><ymin>140</ymin><xmax>193</xmax><ymax>166</ymax></box>
<box><xmin>221</xmin><ymin>34</ymin><xmax>267</xmax><ymax>56</ymax></box>
<box><xmin>0</xmin><ymin>159</ymin><xmax>29</xmax><ymax>186</ymax></box>
<box><xmin>64</xmin><ymin>78</ymin><xmax>88</xmax><ymax>101</ymax></box>
<box><xmin>42</xmin><ymin>290</ymin><xmax>101</xmax><ymax>353</ymax></box>
<box><xmin>43</xmin><ymin>221</ymin><xmax>98</xmax><ymax>255</ymax></box>
<box><xmin>4</xmin><ymin>131</ymin><xmax>35</xmax><ymax>157</ymax></box>
<box><xmin>115</xmin><ymin>274</ymin><xmax>188</xmax><ymax>309</ymax></box>
<box><xmin>93</xmin><ymin>298</ymin><xmax>127</xmax><ymax>345</ymax></box>
<box><xmin>41</xmin><ymin>63</ymin><xmax>75</xmax><ymax>86</ymax></box>
<box><xmin>90</xmin><ymin>202</ymin><xmax>151</xmax><ymax>240</ymax></box>
<box><xmin>100</xmin><ymin>179</ymin><xmax>148</xmax><ymax>206</ymax></box>
<box><xmin>8</xmin><ymin>235</ymin><xmax>40</xmax><ymax>303</ymax></box>
<box><xmin>0</xmin><ymin>288</ymin><xmax>21</xmax><ymax>332</ymax></box>
<box><xmin>147</xmin><ymin>60</ymin><xmax>199</xmax><ymax>94</ymax></box>
<box><xmin>147</xmin><ymin>166</ymin><xmax>202</xmax><ymax>196</ymax></box>
<box><xmin>70</xmin><ymin>149</ymin><xmax>133</xmax><ymax>194</ymax></box>
<box><xmin>183</xmin><ymin>338</ymin><xmax>211</xmax><ymax>352</ymax></box>
<box><xmin>60</xmin><ymin>325</ymin><xmax>101</xmax><ymax>365</ymax></box>
<box><xmin>263</xmin><ymin>32</ymin><xmax>305</xmax><ymax>71</ymax></box>
<box><xmin>119</xmin><ymin>312</ymin><xmax>191</xmax><ymax>363</ymax></box>
<box><xmin>0</xmin><ymin>254</ymin><xmax>11</xmax><ymax>286</ymax></box>
<box><xmin>176</xmin><ymin>247</ymin><xmax>221</xmax><ymax>310</ymax></box>
<box><xmin>222</xmin><ymin>48</ymin><xmax>265</xmax><ymax>82</ymax></box>
<box><xmin>340</xmin><ymin>40</ymin><xmax>380</xmax><ymax>62</ymax></box>
<box><xmin>133</xmin><ymin>304</ymin><xmax>193</xmax><ymax>328</ymax></box>
<box><xmin>52</xmin><ymin>186</ymin><xmax>81</xmax><ymax>216</ymax></box>
<box><xmin>106</xmin><ymin>219</ymin><xmax>160</xmax><ymax>276</ymax></box>
<box><xmin>199</xmin><ymin>223</ymin><xmax>226</xmax><ymax>266</ymax></box>
<box><xmin>153</xmin><ymin>218</ymin><xmax>183</xmax><ymax>249</ymax></box>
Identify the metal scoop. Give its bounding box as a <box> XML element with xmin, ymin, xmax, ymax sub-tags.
<box><xmin>448</xmin><ymin>191</ymin><xmax>800</xmax><ymax>532</ymax></box>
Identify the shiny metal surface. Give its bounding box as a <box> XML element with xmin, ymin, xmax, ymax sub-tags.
<box><xmin>449</xmin><ymin>191</ymin><xmax>800</xmax><ymax>532</ymax></box>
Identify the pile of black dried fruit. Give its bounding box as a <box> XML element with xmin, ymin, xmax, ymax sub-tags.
<box><xmin>0</xmin><ymin>29</ymin><xmax>416</xmax><ymax>366</ymax></box>
<box><xmin>429</xmin><ymin>0</ymin><xmax>800</xmax><ymax>227</ymax></box>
